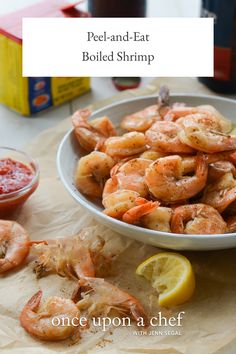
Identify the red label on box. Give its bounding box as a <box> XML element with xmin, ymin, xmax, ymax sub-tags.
<box><xmin>0</xmin><ymin>0</ymin><xmax>89</xmax><ymax>43</ymax></box>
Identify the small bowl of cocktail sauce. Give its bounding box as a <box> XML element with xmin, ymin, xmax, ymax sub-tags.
<box><xmin>0</xmin><ymin>147</ymin><xmax>39</xmax><ymax>218</ymax></box>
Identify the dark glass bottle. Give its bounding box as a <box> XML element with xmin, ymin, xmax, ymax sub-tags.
<box><xmin>199</xmin><ymin>0</ymin><xmax>236</xmax><ymax>93</ymax></box>
<box><xmin>88</xmin><ymin>0</ymin><xmax>146</xmax><ymax>91</ymax></box>
<box><xmin>88</xmin><ymin>0</ymin><xmax>146</xmax><ymax>17</ymax></box>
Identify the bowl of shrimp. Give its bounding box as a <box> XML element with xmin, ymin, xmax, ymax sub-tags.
<box><xmin>57</xmin><ymin>87</ymin><xmax>236</xmax><ymax>250</ymax></box>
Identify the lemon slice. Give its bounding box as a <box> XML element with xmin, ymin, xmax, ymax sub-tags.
<box><xmin>136</xmin><ymin>252</ymin><xmax>195</xmax><ymax>307</ymax></box>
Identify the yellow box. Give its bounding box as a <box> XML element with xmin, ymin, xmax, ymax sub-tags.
<box><xmin>0</xmin><ymin>36</ymin><xmax>90</xmax><ymax>116</ymax></box>
<box><xmin>0</xmin><ymin>0</ymin><xmax>90</xmax><ymax>116</ymax></box>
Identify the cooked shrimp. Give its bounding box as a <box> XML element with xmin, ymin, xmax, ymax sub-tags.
<box><xmin>120</xmin><ymin>86</ymin><xmax>170</xmax><ymax>132</ymax></box>
<box><xmin>103</xmin><ymin>190</ymin><xmax>140</xmax><ymax>219</ymax></box>
<box><xmin>0</xmin><ymin>221</ymin><xmax>30</xmax><ymax>273</ymax></box>
<box><xmin>121</xmin><ymin>105</ymin><xmax>160</xmax><ymax>132</ymax></box>
<box><xmin>102</xmin><ymin>156</ymin><xmax>139</xmax><ymax>179</ymax></box>
<box><xmin>208</xmin><ymin>161</ymin><xmax>236</xmax><ymax>182</ymax></box>
<box><xmin>181</xmin><ymin>151</ymin><xmax>236</xmax><ymax>175</ymax></box>
<box><xmin>72</xmin><ymin>108</ymin><xmax>116</xmax><ymax>152</ymax></box>
<box><xmin>20</xmin><ymin>290</ymin><xmax>80</xmax><ymax>341</ymax></box>
<box><xmin>178</xmin><ymin>114</ymin><xmax>236</xmax><ymax>153</ymax></box>
<box><xmin>32</xmin><ymin>233</ymin><xmax>109</xmax><ymax>279</ymax></box>
<box><xmin>145</xmin><ymin>121</ymin><xmax>194</xmax><ymax>154</ymax></box>
<box><xmin>198</xmin><ymin>105</ymin><xmax>232</xmax><ymax>133</ymax></box>
<box><xmin>144</xmin><ymin>154</ymin><xmax>208</xmax><ymax>203</ymax></box>
<box><xmin>178</xmin><ymin>112</ymin><xmax>223</xmax><ymax>132</ymax></box>
<box><xmin>113</xmin><ymin>158</ymin><xmax>152</xmax><ymax>197</ymax></box>
<box><xmin>110</xmin><ymin>162</ymin><xmax>124</xmax><ymax>177</ymax></box>
<box><xmin>201</xmin><ymin>171</ymin><xmax>236</xmax><ymax>213</ymax></box>
<box><xmin>76</xmin><ymin>277</ymin><xmax>148</xmax><ymax>327</ymax></box>
<box><xmin>91</xmin><ymin>116</ymin><xmax>117</xmax><ymax>137</ymax></box>
<box><xmin>102</xmin><ymin>177</ymin><xmax>119</xmax><ymax>199</ymax></box>
<box><xmin>225</xmin><ymin>216</ymin><xmax>236</xmax><ymax>232</ymax></box>
<box><xmin>104</xmin><ymin>132</ymin><xmax>147</xmax><ymax>158</ymax></box>
<box><xmin>139</xmin><ymin>150</ymin><xmax>166</xmax><ymax>160</ymax></box>
<box><xmin>75</xmin><ymin>151</ymin><xmax>115</xmax><ymax>198</ymax></box>
<box><xmin>109</xmin><ymin>155</ymin><xmax>142</xmax><ymax>177</ymax></box>
<box><xmin>171</xmin><ymin>204</ymin><xmax>227</xmax><ymax>234</ymax></box>
<box><xmin>122</xmin><ymin>197</ymin><xmax>160</xmax><ymax>224</ymax></box>
<box><xmin>164</xmin><ymin>105</ymin><xmax>232</xmax><ymax>133</ymax></box>
<box><xmin>142</xmin><ymin>207</ymin><xmax>172</xmax><ymax>232</ymax></box>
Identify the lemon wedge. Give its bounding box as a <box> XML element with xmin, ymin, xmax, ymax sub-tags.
<box><xmin>136</xmin><ymin>252</ymin><xmax>195</xmax><ymax>307</ymax></box>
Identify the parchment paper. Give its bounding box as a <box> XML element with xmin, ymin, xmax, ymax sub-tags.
<box><xmin>1</xmin><ymin>78</ymin><xmax>236</xmax><ymax>354</ymax></box>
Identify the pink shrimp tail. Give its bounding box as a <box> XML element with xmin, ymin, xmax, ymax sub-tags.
<box><xmin>20</xmin><ymin>291</ymin><xmax>42</xmax><ymax>334</ymax></box>
<box><xmin>94</xmin><ymin>139</ymin><xmax>106</xmax><ymax>151</ymax></box>
<box><xmin>122</xmin><ymin>199</ymin><xmax>160</xmax><ymax>224</ymax></box>
<box><xmin>72</xmin><ymin>108</ymin><xmax>92</xmax><ymax>127</ymax></box>
<box><xmin>128</xmin><ymin>300</ymin><xmax>149</xmax><ymax>328</ymax></box>
<box><xmin>24</xmin><ymin>290</ymin><xmax>42</xmax><ymax>311</ymax></box>
<box><xmin>110</xmin><ymin>163</ymin><xmax>121</xmax><ymax>177</ymax></box>
<box><xmin>217</xmin><ymin>186</ymin><xmax>236</xmax><ymax>213</ymax></box>
<box><xmin>135</xmin><ymin>197</ymin><xmax>149</xmax><ymax>205</ymax></box>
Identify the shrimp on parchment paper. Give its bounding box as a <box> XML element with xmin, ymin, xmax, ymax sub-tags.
<box><xmin>75</xmin><ymin>277</ymin><xmax>149</xmax><ymax>327</ymax></box>
<box><xmin>0</xmin><ymin>220</ymin><xmax>30</xmax><ymax>273</ymax></box>
<box><xmin>31</xmin><ymin>231</ymin><xmax>112</xmax><ymax>280</ymax></box>
<box><xmin>20</xmin><ymin>290</ymin><xmax>81</xmax><ymax>341</ymax></box>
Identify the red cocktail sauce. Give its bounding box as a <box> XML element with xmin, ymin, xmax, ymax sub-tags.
<box><xmin>0</xmin><ymin>158</ymin><xmax>34</xmax><ymax>194</ymax></box>
<box><xmin>0</xmin><ymin>158</ymin><xmax>38</xmax><ymax>218</ymax></box>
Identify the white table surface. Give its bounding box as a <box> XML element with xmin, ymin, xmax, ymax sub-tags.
<box><xmin>1</xmin><ymin>0</ymin><xmax>200</xmax><ymax>149</ymax></box>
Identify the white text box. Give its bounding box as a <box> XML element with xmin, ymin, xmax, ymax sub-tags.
<box><xmin>23</xmin><ymin>18</ymin><xmax>213</xmax><ymax>77</ymax></box>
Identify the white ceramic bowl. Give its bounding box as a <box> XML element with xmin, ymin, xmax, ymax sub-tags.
<box><xmin>57</xmin><ymin>94</ymin><xmax>236</xmax><ymax>251</ymax></box>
